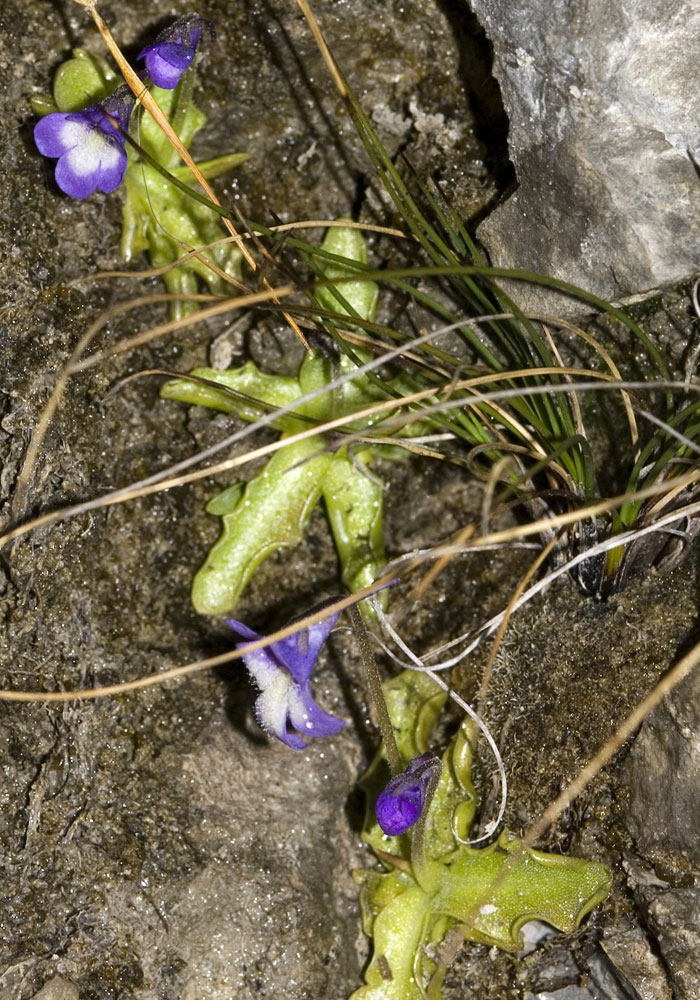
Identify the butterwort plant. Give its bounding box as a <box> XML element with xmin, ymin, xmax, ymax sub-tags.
<box><xmin>223</xmin><ymin>601</ymin><xmax>611</xmax><ymax>1000</ymax></box>
<box><xmin>31</xmin><ymin>13</ymin><xmax>613</xmax><ymax>996</ymax></box>
<box><xmin>351</xmin><ymin>669</ymin><xmax>612</xmax><ymax>1000</ymax></box>
<box><xmin>33</xmin><ymin>13</ymin><xmax>213</xmax><ymax>197</ymax></box>
<box><xmin>32</xmin><ymin>14</ymin><xmax>246</xmax><ymax>317</ymax></box>
<box><xmin>161</xmin><ymin>222</ymin><xmax>436</xmax><ymax>615</ymax></box>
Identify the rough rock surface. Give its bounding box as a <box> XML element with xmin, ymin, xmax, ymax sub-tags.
<box><xmin>623</xmin><ymin>668</ymin><xmax>700</xmax><ymax>1000</ymax></box>
<box><xmin>624</xmin><ymin>860</ymin><xmax>700</xmax><ymax>1000</ymax></box>
<box><xmin>2</xmin><ymin>0</ymin><xmax>700</xmax><ymax>998</ymax></box>
<box><xmin>642</xmin><ymin>888</ymin><xmax>700</xmax><ymax>1000</ymax></box>
<box><xmin>468</xmin><ymin>0</ymin><xmax>700</xmax><ymax>311</ymax></box>
<box><xmin>624</xmin><ymin>666</ymin><xmax>700</xmax><ymax>868</ymax></box>
<box><xmin>0</xmin><ymin>1</ymin><xmax>485</xmax><ymax>998</ymax></box>
<box><xmin>591</xmin><ymin>922</ymin><xmax>672</xmax><ymax>1000</ymax></box>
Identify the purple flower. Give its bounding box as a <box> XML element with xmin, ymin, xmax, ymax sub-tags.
<box><xmin>375</xmin><ymin>752</ymin><xmax>437</xmax><ymax>835</ymax></box>
<box><xmin>34</xmin><ymin>86</ymin><xmax>134</xmax><ymax>199</ymax></box>
<box><xmin>226</xmin><ymin>611</ymin><xmax>345</xmax><ymax>750</ymax></box>
<box><xmin>138</xmin><ymin>13</ymin><xmax>216</xmax><ymax>90</ymax></box>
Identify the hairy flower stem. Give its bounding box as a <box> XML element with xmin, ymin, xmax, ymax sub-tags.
<box><xmin>170</xmin><ymin>65</ymin><xmax>194</xmax><ymax>142</ymax></box>
<box><xmin>348</xmin><ymin>604</ymin><xmax>403</xmax><ymax>776</ymax></box>
<box><xmin>409</xmin><ymin>755</ymin><xmax>442</xmax><ymax>890</ymax></box>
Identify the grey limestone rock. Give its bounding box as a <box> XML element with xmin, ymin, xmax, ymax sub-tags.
<box><xmin>624</xmin><ymin>666</ymin><xmax>700</xmax><ymax>869</ymax></box>
<box><xmin>624</xmin><ymin>666</ymin><xmax>700</xmax><ymax>1000</ymax></box>
<box><xmin>642</xmin><ymin>888</ymin><xmax>700</xmax><ymax>1000</ymax></box>
<box><xmin>526</xmin><ymin>989</ymin><xmax>595</xmax><ymax>1000</ymax></box>
<box><xmin>590</xmin><ymin>924</ymin><xmax>672</xmax><ymax>1000</ymax></box>
<box><xmin>468</xmin><ymin>0</ymin><xmax>700</xmax><ymax>312</ymax></box>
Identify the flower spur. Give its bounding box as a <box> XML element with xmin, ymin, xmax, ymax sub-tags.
<box><xmin>226</xmin><ymin>612</ymin><xmax>345</xmax><ymax>750</ymax></box>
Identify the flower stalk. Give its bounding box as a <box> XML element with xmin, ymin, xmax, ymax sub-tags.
<box><xmin>348</xmin><ymin>603</ymin><xmax>403</xmax><ymax>776</ymax></box>
<box><xmin>407</xmin><ymin>754</ymin><xmax>442</xmax><ymax>890</ymax></box>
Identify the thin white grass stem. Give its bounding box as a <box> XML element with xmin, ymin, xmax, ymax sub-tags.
<box><xmin>78</xmin><ymin>221</ymin><xmax>411</xmax><ymax>283</ymax></box>
<box><xmin>637</xmin><ymin>408</ymin><xmax>700</xmax><ymax>458</ymax></box>
<box><xmin>477</xmin><ymin>533</ymin><xmax>561</xmax><ymax>712</ymax></box>
<box><xmin>425</xmin><ymin>670</ymin><xmax>507</xmax><ymax>844</ymax></box>
<box><xmin>52</xmin><ymin>320</ymin><xmax>515</xmax><ymax>528</ymax></box>
<box><xmin>344</xmin><ymin>378</ymin><xmax>700</xmax><ymax>444</ymax></box>
<box><xmin>380</xmin><ymin>541</ymin><xmax>540</xmax><ymax>579</ymax></box>
<box><xmin>413</xmin><ymin>496</ymin><xmax>700</xmax><ymax>672</ymax></box>
<box><xmin>3</xmin><ymin>432</ymin><xmax>699</xmax><ymax>597</ymax></box>
<box><xmin>6</xmin><ymin>308</ymin><xmax>700</xmax><ymax>566</ymax></box>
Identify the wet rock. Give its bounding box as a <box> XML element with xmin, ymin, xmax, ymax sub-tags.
<box><xmin>624</xmin><ymin>666</ymin><xmax>700</xmax><ymax>869</ymax></box>
<box><xmin>27</xmin><ymin>978</ymin><xmax>79</xmax><ymax>1000</ymax></box>
<box><xmin>642</xmin><ymin>888</ymin><xmax>700</xmax><ymax>1000</ymax></box>
<box><xmin>589</xmin><ymin>924</ymin><xmax>672</xmax><ymax>1000</ymax></box>
<box><xmin>134</xmin><ymin>714</ymin><xmax>363</xmax><ymax>1000</ymax></box>
<box><xmin>0</xmin><ymin>1</ymin><xmax>483</xmax><ymax>997</ymax></box>
<box><xmin>623</xmin><ymin>861</ymin><xmax>700</xmax><ymax>1000</ymax></box>
<box><xmin>523</xmin><ymin>938</ymin><xmax>581</xmax><ymax>994</ymax></box>
<box><xmin>3</xmin><ymin>0</ymin><xmax>700</xmax><ymax>998</ymax></box>
<box><xmin>525</xmin><ymin>988</ymin><xmax>594</xmax><ymax>1000</ymax></box>
<box><xmin>469</xmin><ymin>0</ymin><xmax>700</xmax><ymax>312</ymax></box>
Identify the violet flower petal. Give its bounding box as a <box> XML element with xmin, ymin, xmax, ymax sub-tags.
<box><xmin>271</xmin><ymin>611</ymin><xmax>340</xmax><ymax>684</ymax></box>
<box><xmin>287</xmin><ymin>680</ymin><xmax>346</xmax><ymax>740</ymax></box>
<box><xmin>375</xmin><ymin>752</ymin><xmax>436</xmax><ymax>835</ymax></box>
<box><xmin>226</xmin><ymin>620</ymin><xmax>258</xmax><ymax>643</ymax></box>
<box><xmin>140</xmin><ymin>44</ymin><xmax>194</xmax><ymax>89</ymax></box>
<box><xmin>52</xmin><ymin>130</ymin><xmax>126</xmax><ymax>199</ymax></box>
<box><xmin>226</xmin><ymin>613</ymin><xmax>344</xmax><ymax>750</ymax></box>
<box><xmin>34</xmin><ymin>87</ymin><xmax>133</xmax><ymax>199</ymax></box>
<box><xmin>34</xmin><ymin>113</ymin><xmax>82</xmax><ymax>158</ymax></box>
<box><xmin>95</xmin><ymin>147</ymin><xmax>129</xmax><ymax>193</ymax></box>
<box><xmin>138</xmin><ymin>14</ymin><xmax>215</xmax><ymax>90</ymax></box>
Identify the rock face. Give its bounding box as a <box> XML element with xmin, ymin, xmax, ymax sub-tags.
<box><xmin>3</xmin><ymin>0</ymin><xmax>700</xmax><ymax>997</ymax></box>
<box><xmin>468</xmin><ymin>0</ymin><xmax>700</xmax><ymax>311</ymax></box>
<box><xmin>623</xmin><ymin>667</ymin><xmax>700</xmax><ymax>1000</ymax></box>
<box><xmin>643</xmin><ymin>889</ymin><xmax>700</xmax><ymax>1000</ymax></box>
<box><xmin>0</xmin><ymin>1</ymin><xmax>484</xmax><ymax>998</ymax></box>
<box><xmin>624</xmin><ymin>667</ymin><xmax>700</xmax><ymax>868</ymax></box>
